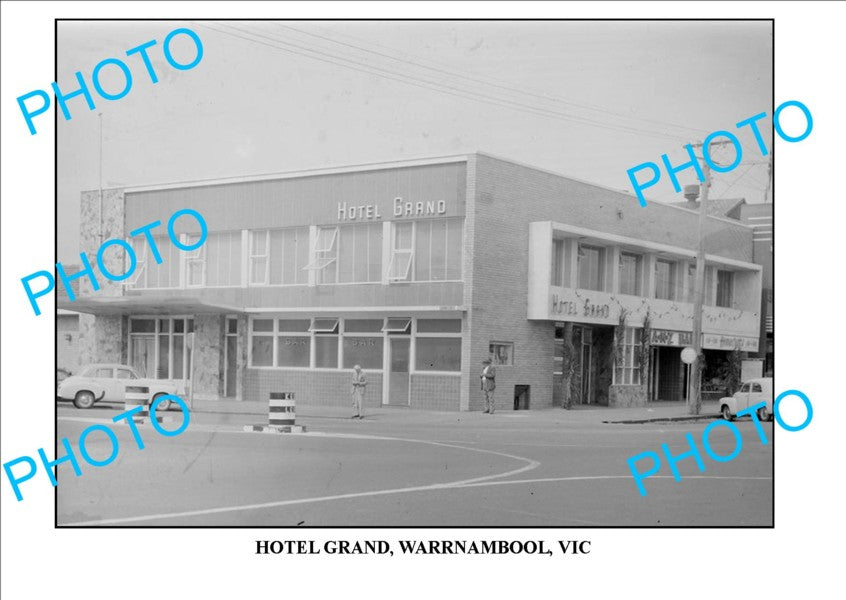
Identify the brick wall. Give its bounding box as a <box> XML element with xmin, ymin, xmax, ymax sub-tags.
<box><xmin>246</xmin><ymin>368</ymin><xmax>383</xmax><ymax>408</ymax></box>
<box><xmin>409</xmin><ymin>373</ymin><xmax>461</xmax><ymax>410</ymax></box>
<box><xmin>465</xmin><ymin>154</ymin><xmax>754</xmax><ymax>412</ymax></box>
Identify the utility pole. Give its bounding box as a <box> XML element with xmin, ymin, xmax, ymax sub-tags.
<box><xmin>763</xmin><ymin>142</ymin><xmax>773</xmax><ymax>203</ymax></box>
<box><xmin>688</xmin><ymin>139</ymin><xmax>733</xmax><ymax>415</ymax></box>
<box><xmin>98</xmin><ymin>112</ymin><xmax>104</xmax><ymax>245</ymax></box>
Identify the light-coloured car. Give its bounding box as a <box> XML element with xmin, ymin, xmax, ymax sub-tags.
<box><xmin>57</xmin><ymin>363</ymin><xmax>183</xmax><ymax>410</ymax></box>
<box><xmin>719</xmin><ymin>377</ymin><xmax>773</xmax><ymax>422</ymax></box>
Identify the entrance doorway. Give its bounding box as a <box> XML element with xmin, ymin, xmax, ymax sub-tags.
<box><xmin>651</xmin><ymin>346</ymin><xmax>684</xmax><ymax>401</ymax></box>
<box><xmin>224</xmin><ymin>317</ymin><xmax>238</xmax><ymax>398</ymax></box>
<box><xmin>385</xmin><ymin>337</ymin><xmax>410</xmax><ymax>405</ymax></box>
<box><xmin>581</xmin><ymin>328</ymin><xmax>593</xmax><ymax>404</ymax></box>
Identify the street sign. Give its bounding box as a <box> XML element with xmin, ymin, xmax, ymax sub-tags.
<box><xmin>681</xmin><ymin>346</ymin><xmax>697</xmax><ymax>365</ymax></box>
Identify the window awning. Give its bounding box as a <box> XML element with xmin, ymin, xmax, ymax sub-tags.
<box><xmin>56</xmin><ymin>295</ymin><xmax>244</xmax><ymax>316</ymax></box>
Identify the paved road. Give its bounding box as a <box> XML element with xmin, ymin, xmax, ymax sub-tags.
<box><xmin>55</xmin><ymin>404</ymin><xmax>773</xmax><ymax>526</ymax></box>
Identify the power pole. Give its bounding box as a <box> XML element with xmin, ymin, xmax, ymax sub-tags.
<box><xmin>98</xmin><ymin>112</ymin><xmax>104</xmax><ymax>245</ymax></box>
<box><xmin>763</xmin><ymin>142</ymin><xmax>773</xmax><ymax>203</ymax></box>
<box><xmin>688</xmin><ymin>139</ymin><xmax>733</xmax><ymax>415</ymax></box>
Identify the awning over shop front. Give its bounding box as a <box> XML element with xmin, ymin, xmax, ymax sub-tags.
<box><xmin>56</xmin><ymin>295</ymin><xmax>244</xmax><ymax>316</ymax></box>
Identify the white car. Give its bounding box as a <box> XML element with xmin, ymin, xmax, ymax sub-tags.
<box><xmin>719</xmin><ymin>377</ymin><xmax>773</xmax><ymax>422</ymax></box>
<box><xmin>57</xmin><ymin>363</ymin><xmax>183</xmax><ymax>410</ymax></box>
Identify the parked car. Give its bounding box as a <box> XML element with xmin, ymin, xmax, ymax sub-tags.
<box><xmin>719</xmin><ymin>377</ymin><xmax>773</xmax><ymax>422</ymax></box>
<box><xmin>57</xmin><ymin>363</ymin><xmax>183</xmax><ymax>410</ymax></box>
<box><xmin>57</xmin><ymin>367</ymin><xmax>72</xmax><ymax>384</ymax></box>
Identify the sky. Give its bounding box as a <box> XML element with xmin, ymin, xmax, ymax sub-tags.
<box><xmin>56</xmin><ymin>20</ymin><xmax>773</xmax><ymax>262</ymax></box>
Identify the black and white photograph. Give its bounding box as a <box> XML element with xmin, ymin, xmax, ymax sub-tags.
<box><xmin>51</xmin><ymin>17</ymin><xmax>775</xmax><ymax>528</ymax></box>
<box><xmin>1</xmin><ymin>1</ymin><xmax>840</xmax><ymax>598</ymax></box>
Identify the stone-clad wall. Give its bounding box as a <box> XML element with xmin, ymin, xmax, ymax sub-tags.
<box><xmin>77</xmin><ymin>189</ymin><xmax>127</xmax><ymax>367</ymax></box>
<box><xmin>193</xmin><ymin>314</ymin><xmax>223</xmax><ymax>400</ymax></box>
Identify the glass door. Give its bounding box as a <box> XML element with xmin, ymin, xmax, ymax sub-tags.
<box><xmin>131</xmin><ymin>335</ymin><xmax>156</xmax><ymax>378</ymax></box>
<box><xmin>224</xmin><ymin>318</ymin><xmax>238</xmax><ymax>398</ymax></box>
<box><xmin>386</xmin><ymin>338</ymin><xmax>410</xmax><ymax>406</ymax></box>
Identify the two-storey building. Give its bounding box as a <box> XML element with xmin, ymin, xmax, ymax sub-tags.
<box><xmin>64</xmin><ymin>153</ymin><xmax>762</xmax><ymax>410</ymax></box>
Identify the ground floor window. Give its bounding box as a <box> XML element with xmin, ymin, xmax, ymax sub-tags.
<box><xmin>489</xmin><ymin>342</ymin><xmax>514</xmax><ymax>365</ymax></box>
<box><xmin>248</xmin><ymin>316</ymin><xmax>461</xmax><ymax>372</ymax></box>
<box><xmin>129</xmin><ymin>317</ymin><xmax>194</xmax><ymax>380</ymax></box>
<box><xmin>614</xmin><ymin>326</ymin><xmax>642</xmax><ymax>385</ymax></box>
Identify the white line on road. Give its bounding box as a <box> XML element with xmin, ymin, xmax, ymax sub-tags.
<box><xmin>456</xmin><ymin>475</ymin><xmax>773</xmax><ymax>488</ymax></box>
<box><xmin>63</xmin><ymin>432</ymin><xmax>540</xmax><ymax>526</ymax></box>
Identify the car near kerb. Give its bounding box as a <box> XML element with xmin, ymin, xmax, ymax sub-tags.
<box><xmin>57</xmin><ymin>363</ymin><xmax>184</xmax><ymax>410</ymax></box>
<box><xmin>719</xmin><ymin>377</ymin><xmax>774</xmax><ymax>422</ymax></box>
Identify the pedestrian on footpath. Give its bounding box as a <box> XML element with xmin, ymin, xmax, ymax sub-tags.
<box><xmin>480</xmin><ymin>358</ymin><xmax>496</xmax><ymax>414</ymax></box>
<box><xmin>351</xmin><ymin>364</ymin><xmax>367</xmax><ymax>419</ymax></box>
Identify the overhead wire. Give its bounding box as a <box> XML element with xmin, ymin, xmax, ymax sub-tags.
<box><xmin>197</xmin><ymin>21</ymin><xmax>693</xmax><ymax>144</ymax></box>
<box><xmin>277</xmin><ymin>22</ymin><xmax>710</xmax><ymax>138</ymax></box>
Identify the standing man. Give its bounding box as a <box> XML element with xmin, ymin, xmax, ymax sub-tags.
<box><xmin>351</xmin><ymin>364</ymin><xmax>367</xmax><ymax>419</ymax></box>
<box><xmin>480</xmin><ymin>358</ymin><xmax>497</xmax><ymax>414</ymax></box>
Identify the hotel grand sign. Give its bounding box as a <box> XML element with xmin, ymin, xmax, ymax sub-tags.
<box><xmin>337</xmin><ymin>197</ymin><xmax>448</xmax><ymax>222</ymax></box>
<box><xmin>542</xmin><ymin>288</ymin><xmax>759</xmax><ymax>352</ymax></box>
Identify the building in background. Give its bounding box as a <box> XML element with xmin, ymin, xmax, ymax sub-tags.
<box><xmin>56</xmin><ymin>266</ymin><xmax>81</xmax><ymax>377</ymax></box>
<box><xmin>61</xmin><ymin>153</ymin><xmax>762</xmax><ymax>410</ymax></box>
<box><xmin>739</xmin><ymin>202</ymin><xmax>773</xmax><ymax>374</ymax></box>
<box><xmin>670</xmin><ymin>196</ymin><xmax>774</xmax><ymax>382</ymax></box>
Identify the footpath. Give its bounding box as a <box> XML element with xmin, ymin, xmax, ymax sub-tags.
<box><xmin>187</xmin><ymin>398</ymin><xmax>721</xmax><ymax>426</ymax></box>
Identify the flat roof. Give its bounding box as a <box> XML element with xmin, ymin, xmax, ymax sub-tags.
<box><xmin>86</xmin><ymin>150</ymin><xmax>751</xmax><ymax>230</ymax></box>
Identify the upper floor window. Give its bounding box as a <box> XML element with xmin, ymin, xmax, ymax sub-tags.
<box><xmin>415</xmin><ymin>218</ymin><xmax>463</xmax><ymax>281</ymax></box>
<box><xmin>716</xmin><ymin>269</ymin><xmax>734</xmax><ymax>308</ymax></box>
<box><xmin>577</xmin><ymin>244</ymin><xmax>604</xmax><ymax>291</ymax></box>
<box><xmin>337</xmin><ymin>223</ymin><xmax>383</xmax><ymax>283</ymax></box>
<box><xmin>249</xmin><ymin>230</ymin><xmax>269</xmax><ymax>285</ymax></box>
<box><xmin>387</xmin><ymin>219</ymin><xmax>463</xmax><ymax>282</ymax></box>
<box><xmin>185</xmin><ymin>234</ymin><xmax>206</xmax><ymax>287</ymax></box>
<box><xmin>306</xmin><ymin>227</ymin><xmax>339</xmax><ymax>284</ymax></box>
<box><xmin>128</xmin><ymin>234</ymin><xmax>180</xmax><ymax>289</ymax></box>
<box><xmin>551</xmin><ymin>239</ymin><xmax>566</xmax><ymax>287</ymax></box>
<box><xmin>269</xmin><ymin>227</ymin><xmax>309</xmax><ymax>286</ymax></box>
<box><xmin>387</xmin><ymin>222</ymin><xmax>414</xmax><ymax>281</ymax></box>
<box><xmin>619</xmin><ymin>252</ymin><xmax>642</xmax><ymax>296</ymax></box>
<box><xmin>655</xmin><ymin>259</ymin><xmax>676</xmax><ymax>301</ymax></box>
<box><xmin>205</xmin><ymin>231</ymin><xmax>242</xmax><ymax>287</ymax></box>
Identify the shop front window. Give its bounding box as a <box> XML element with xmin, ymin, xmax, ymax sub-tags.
<box><xmin>615</xmin><ymin>326</ymin><xmax>642</xmax><ymax>385</ymax></box>
<box><xmin>129</xmin><ymin>317</ymin><xmax>193</xmax><ymax>380</ymax></box>
<box><xmin>416</xmin><ymin>338</ymin><xmax>461</xmax><ymax>372</ymax></box>
<box><xmin>277</xmin><ymin>319</ymin><xmax>310</xmax><ymax>367</ymax></box>
<box><xmin>343</xmin><ymin>319</ymin><xmax>384</xmax><ymax>369</ymax></box>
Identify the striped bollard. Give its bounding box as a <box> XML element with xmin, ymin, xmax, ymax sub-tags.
<box><xmin>125</xmin><ymin>385</ymin><xmax>150</xmax><ymax>423</ymax></box>
<box><xmin>244</xmin><ymin>392</ymin><xmax>305</xmax><ymax>433</ymax></box>
<box><xmin>269</xmin><ymin>392</ymin><xmax>296</xmax><ymax>428</ymax></box>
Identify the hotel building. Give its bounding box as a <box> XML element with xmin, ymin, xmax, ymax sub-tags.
<box><xmin>64</xmin><ymin>153</ymin><xmax>763</xmax><ymax>411</ymax></box>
